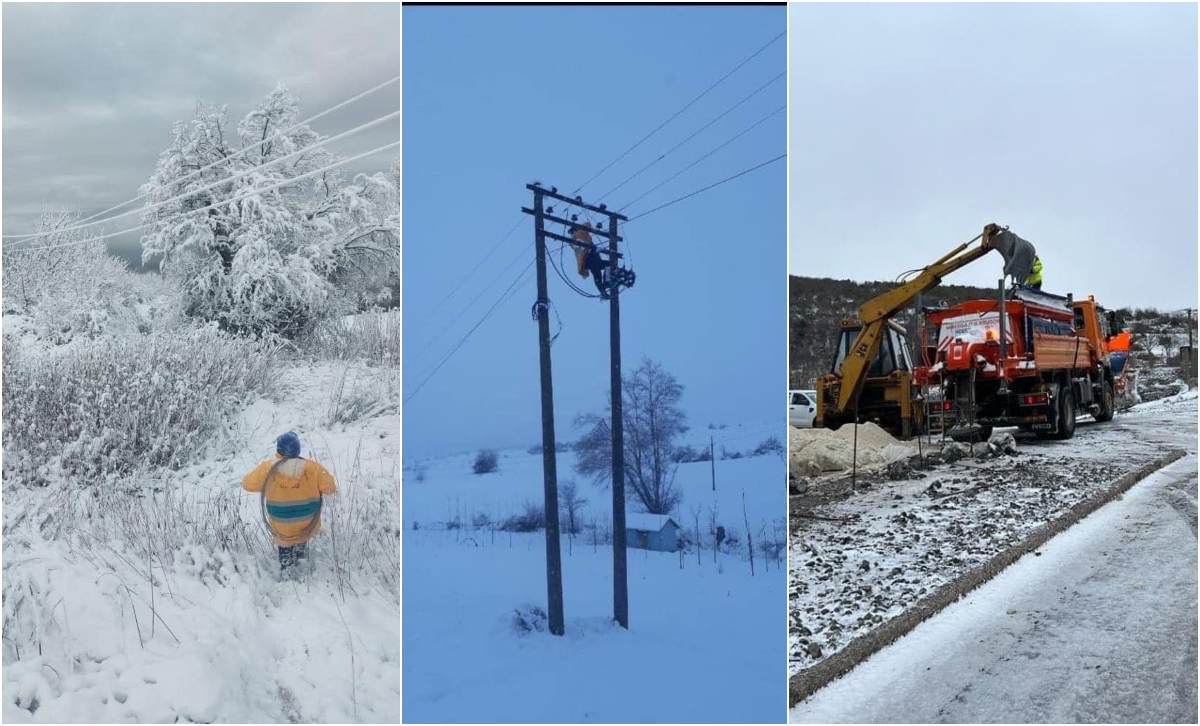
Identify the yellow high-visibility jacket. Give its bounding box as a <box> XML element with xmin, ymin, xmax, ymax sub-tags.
<box><xmin>571</xmin><ymin>227</ymin><xmax>594</xmax><ymax>277</ymax></box>
<box><xmin>242</xmin><ymin>455</ymin><xmax>338</xmax><ymax>547</ymax></box>
<box><xmin>1025</xmin><ymin>257</ymin><xmax>1043</xmax><ymax>287</ymax></box>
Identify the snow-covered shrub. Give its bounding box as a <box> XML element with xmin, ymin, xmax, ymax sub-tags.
<box><xmin>754</xmin><ymin>434</ymin><xmax>784</xmax><ymax>457</ymax></box>
<box><xmin>500</xmin><ymin>502</ymin><xmax>545</xmax><ymax>532</ymax></box>
<box><xmin>322</xmin><ymin>363</ymin><xmax>399</xmax><ymax>428</ymax></box>
<box><xmin>2</xmin><ymin>207</ymin><xmax>184</xmax><ymax>345</ymax></box>
<box><xmin>321</xmin><ymin>447</ymin><xmax>400</xmax><ymax>598</ymax></box>
<box><xmin>2</xmin><ymin>326</ymin><xmax>279</xmax><ymax>485</ymax></box>
<box><xmin>472</xmin><ymin>449</ymin><xmax>499</xmax><ymax>475</ymax></box>
<box><xmin>303</xmin><ymin>310</ymin><xmax>399</xmax><ymax>365</ymax></box>
<box><xmin>510</xmin><ymin>604</ymin><xmax>548</xmax><ymax>635</ymax></box>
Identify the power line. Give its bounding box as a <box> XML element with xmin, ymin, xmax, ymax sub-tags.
<box><xmin>404</xmin><ymin>261</ymin><xmax>535</xmax><ymax>405</ymax></box>
<box><xmin>7</xmin><ymin>140</ymin><xmax>401</xmax><ymax>255</ymax></box>
<box><xmin>3</xmin><ymin>110</ymin><xmax>399</xmax><ymax>247</ymax></box>
<box><xmin>402</xmin><ymin>216</ymin><xmax>526</xmax><ymax>346</ymax></box>
<box><xmin>3</xmin><ymin>75</ymin><xmax>400</xmax><ymax>243</ymax></box>
<box><xmin>407</xmin><ymin>241</ymin><xmax>531</xmax><ymax>363</ymax></box>
<box><xmin>571</xmin><ymin>30</ymin><xmax>785</xmax><ymax>195</ymax></box>
<box><xmin>620</xmin><ymin>103</ymin><xmax>785</xmax><ymax>212</ymax></box>
<box><xmin>626</xmin><ymin>152</ymin><xmax>786</xmax><ymax>223</ymax></box>
<box><xmin>597</xmin><ymin>70</ymin><xmax>785</xmax><ymax>202</ymax></box>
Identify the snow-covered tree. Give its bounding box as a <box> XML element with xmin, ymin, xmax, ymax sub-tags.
<box><xmin>0</xmin><ymin>206</ymin><xmax>159</xmax><ymax>342</ymax></box>
<box><xmin>140</xmin><ymin>85</ymin><xmax>399</xmax><ymax>337</ymax></box>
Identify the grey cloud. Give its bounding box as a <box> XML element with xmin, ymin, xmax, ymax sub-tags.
<box><xmin>3</xmin><ymin>2</ymin><xmax>399</xmax><ymax>263</ymax></box>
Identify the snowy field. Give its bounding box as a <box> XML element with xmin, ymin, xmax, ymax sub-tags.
<box><xmin>789</xmin><ymin>389</ymin><xmax>1197</xmax><ymax>680</ymax></box>
<box><xmin>4</xmin><ymin>341</ymin><xmax>400</xmax><ymax>722</ymax></box>
<box><xmin>791</xmin><ymin>450</ymin><xmax>1197</xmax><ymax>723</ymax></box>
<box><xmin>403</xmin><ymin>441</ymin><xmax>787</xmax><ymax>723</ymax></box>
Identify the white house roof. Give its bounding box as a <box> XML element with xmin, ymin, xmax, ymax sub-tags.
<box><xmin>625</xmin><ymin>513</ymin><xmax>679</xmax><ymax>532</ymax></box>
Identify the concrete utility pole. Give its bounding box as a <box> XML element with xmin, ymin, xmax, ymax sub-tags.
<box><xmin>522</xmin><ymin>184</ymin><xmax>633</xmax><ymax>631</ymax></box>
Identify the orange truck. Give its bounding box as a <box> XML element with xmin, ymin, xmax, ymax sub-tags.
<box><xmin>916</xmin><ymin>288</ymin><xmax>1133</xmax><ymax>441</ymax></box>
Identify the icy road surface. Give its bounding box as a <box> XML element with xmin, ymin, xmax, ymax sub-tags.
<box><xmin>791</xmin><ymin>450</ymin><xmax>1198</xmax><ymax>723</ymax></box>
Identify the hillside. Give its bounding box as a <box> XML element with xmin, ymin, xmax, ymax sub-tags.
<box><xmin>788</xmin><ymin>275</ymin><xmax>1197</xmax><ymax>398</ymax></box>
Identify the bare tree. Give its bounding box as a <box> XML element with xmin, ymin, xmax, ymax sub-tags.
<box><xmin>560</xmin><ymin>480</ymin><xmax>588</xmax><ymax>537</ymax></box>
<box><xmin>708</xmin><ymin>504</ymin><xmax>720</xmax><ymax>565</ymax></box>
<box><xmin>574</xmin><ymin>357</ymin><xmax>687</xmax><ymax>514</ymax></box>
<box><xmin>691</xmin><ymin>503</ymin><xmax>703</xmax><ymax>567</ymax></box>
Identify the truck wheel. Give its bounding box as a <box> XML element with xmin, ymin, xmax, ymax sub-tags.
<box><xmin>1055</xmin><ymin>386</ymin><xmax>1077</xmax><ymax>440</ymax></box>
<box><xmin>1094</xmin><ymin>380</ymin><xmax>1115</xmax><ymax>422</ymax></box>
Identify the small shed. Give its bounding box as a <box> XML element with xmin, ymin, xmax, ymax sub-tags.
<box><xmin>625</xmin><ymin>513</ymin><xmax>681</xmax><ymax>553</ymax></box>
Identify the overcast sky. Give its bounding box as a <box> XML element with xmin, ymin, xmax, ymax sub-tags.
<box><xmin>2</xmin><ymin>2</ymin><xmax>399</xmax><ymax>266</ymax></box>
<box><xmin>790</xmin><ymin>2</ymin><xmax>1198</xmax><ymax>312</ymax></box>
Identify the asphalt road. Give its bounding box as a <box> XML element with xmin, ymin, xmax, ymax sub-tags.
<box><xmin>793</xmin><ymin>453</ymin><xmax>1198</xmax><ymax>724</ymax></box>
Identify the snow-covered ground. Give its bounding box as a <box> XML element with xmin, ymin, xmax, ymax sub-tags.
<box><xmin>3</xmin><ymin>359</ymin><xmax>400</xmax><ymax>723</ymax></box>
<box><xmin>403</xmin><ymin>444</ymin><xmax>786</xmax><ymax>723</ymax></box>
<box><xmin>789</xmin><ymin>390</ymin><xmax>1198</xmax><ymax>681</ymax></box>
<box><xmin>791</xmin><ymin>451</ymin><xmax>1197</xmax><ymax>723</ymax></box>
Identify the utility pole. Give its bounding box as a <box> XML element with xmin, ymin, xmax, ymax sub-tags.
<box><xmin>522</xmin><ymin>184</ymin><xmax>633</xmax><ymax>631</ymax></box>
<box><xmin>710</xmin><ymin>434</ymin><xmax>716</xmax><ymax>491</ymax></box>
<box><xmin>608</xmin><ymin>208</ymin><xmax>628</xmax><ymax>630</ymax></box>
<box><xmin>530</xmin><ymin>188</ymin><xmax>564</xmax><ymax>636</ymax></box>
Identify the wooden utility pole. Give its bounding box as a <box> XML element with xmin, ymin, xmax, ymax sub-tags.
<box><xmin>530</xmin><ymin>188</ymin><xmax>564</xmax><ymax>636</ymax></box>
<box><xmin>710</xmin><ymin>434</ymin><xmax>716</xmax><ymax>491</ymax></box>
<box><xmin>522</xmin><ymin>183</ymin><xmax>632</xmax><ymax>631</ymax></box>
<box><xmin>608</xmin><ymin>209</ymin><xmax>628</xmax><ymax>630</ymax></box>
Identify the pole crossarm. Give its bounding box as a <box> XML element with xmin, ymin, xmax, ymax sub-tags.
<box><xmin>541</xmin><ymin>230</ymin><xmax>625</xmax><ymax>258</ymax></box>
<box><xmin>520</xmin><ymin>207</ymin><xmax>624</xmax><ymax>242</ymax></box>
<box><xmin>526</xmin><ymin>183</ymin><xmax>630</xmax><ymax>222</ymax></box>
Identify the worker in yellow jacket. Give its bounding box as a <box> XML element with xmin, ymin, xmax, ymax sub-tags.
<box><xmin>242</xmin><ymin>431</ymin><xmax>338</xmax><ymax>575</ymax></box>
<box><xmin>1024</xmin><ymin>256</ymin><xmax>1043</xmax><ymax>290</ymax></box>
<box><xmin>570</xmin><ymin>224</ymin><xmax>609</xmax><ymax>299</ymax></box>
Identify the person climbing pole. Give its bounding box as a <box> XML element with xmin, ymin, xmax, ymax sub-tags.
<box><xmin>1025</xmin><ymin>255</ymin><xmax>1043</xmax><ymax>290</ymax></box>
<box><xmin>570</xmin><ymin>223</ymin><xmax>609</xmax><ymax>299</ymax></box>
<box><xmin>242</xmin><ymin>431</ymin><xmax>338</xmax><ymax>577</ymax></box>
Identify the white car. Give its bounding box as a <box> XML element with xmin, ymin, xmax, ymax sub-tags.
<box><xmin>789</xmin><ymin>390</ymin><xmax>817</xmax><ymax>428</ymax></box>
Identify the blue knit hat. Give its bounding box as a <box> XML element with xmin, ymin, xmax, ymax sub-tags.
<box><xmin>276</xmin><ymin>431</ymin><xmax>301</xmax><ymax>458</ymax></box>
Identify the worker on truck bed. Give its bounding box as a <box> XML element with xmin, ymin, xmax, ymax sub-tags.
<box><xmin>242</xmin><ymin>431</ymin><xmax>338</xmax><ymax>578</ymax></box>
<box><xmin>1024</xmin><ymin>256</ymin><xmax>1043</xmax><ymax>290</ymax></box>
<box><xmin>571</xmin><ymin>224</ymin><xmax>609</xmax><ymax>299</ymax></box>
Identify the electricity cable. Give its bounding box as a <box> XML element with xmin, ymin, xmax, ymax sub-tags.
<box><xmin>619</xmin><ymin>104</ymin><xmax>785</xmax><ymax>212</ymax></box>
<box><xmin>3</xmin><ymin>75</ymin><xmax>400</xmax><ymax>243</ymax></box>
<box><xmin>571</xmin><ymin>30</ymin><xmax>785</xmax><ymax>195</ymax></box>
<box><xmin>597</xmin><ymin>71</ymin><xmax>784</xmax><ymax>202</ymax></box>
<box><xmin>4</xmin><ymin>110</ymin><xmax>400</xmax><ymax>246</ymax></box>
<box><xmin>408</xmin><ymin>242</ymin><xmax>531</xmax><ymax>364</ymax></box>
<box><xmin>404</xmin><ymin>261</ymin><xmax>535</xmax><ymax>405</ymax></box>
<box><xmin>402</xmin><ymin>217</ymin><xmax>526</xmax><ymax>346</ymax></box>
<box><xmin>625</xmin><ymin>152</ymin><xmax>786</xmax><ymax>223</ymax></box>
<box><xmin>7</xmin><ymin>140</ymin><xmax>401</xmax><ymax>254</ymax></box>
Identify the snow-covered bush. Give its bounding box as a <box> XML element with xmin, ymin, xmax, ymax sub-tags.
<box><xmin>473</xmin><ymin>449</ymin><xmax>499</xmax><ymax>475</ymax></box>
<box><xmin>2</xmin><ymin>326</ymin><xmax>279</xmax><ymax>485</ymax></box>
<box><xmin>303</xmin><ymin>310</ymin><xmax>399</xmax><ymax>365</ymax></box>
<box><xmin>2</xmin><ymin>207</ymin><xmax>183</xmax><ymax>345</ymax></box>
<box><xmin>500</xmin><ymin>502</ymin><xmax>544</xmax><ymax>532</ymax></box>
<box><xmin>139</xmin><ymin>87</ymin><xmax>399</xmax><ymax>338</ymax></box>
<box><xmin>322</xmin><ymin>363</ymin><xmax>399</xmax><ymax>428</ymax></box>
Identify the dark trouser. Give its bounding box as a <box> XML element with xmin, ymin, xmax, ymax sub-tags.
<box><xmin>584</xmin><ymin>250</ymin><xmax>607</xmax><ymax>296</ymax></box>
<box><xmin>278</xmin><ymin>542</ymin><xmax>308</xmax><ymax>571</ymax></box>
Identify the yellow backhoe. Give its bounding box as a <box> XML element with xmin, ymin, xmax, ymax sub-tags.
<box><xmin>814</xmin><ymin>223</ymin><xmax>1035</xmax><ymax>438</ymax></box>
